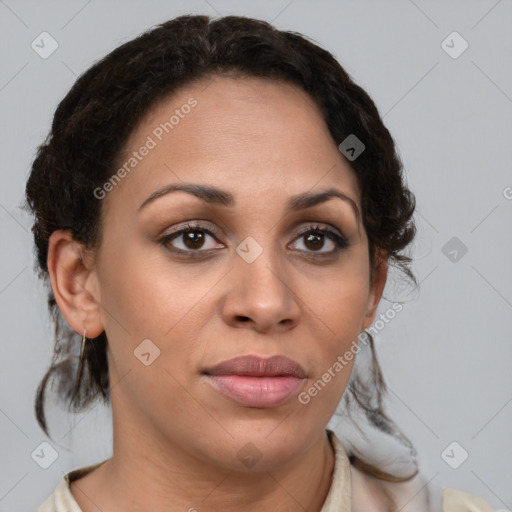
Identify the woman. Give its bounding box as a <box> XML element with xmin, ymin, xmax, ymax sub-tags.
<box><xmin>25</xmin><ymin>14</ymin><xmax>499</xmax><ymax>512</ymax></box>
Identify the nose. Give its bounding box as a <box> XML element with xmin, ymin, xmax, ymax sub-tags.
<box><xmin>220</xmin><ymin>242</ymin><xmax>301</xmax><ymax>334</ymax></box>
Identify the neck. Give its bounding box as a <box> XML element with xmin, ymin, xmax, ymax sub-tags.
<box><xmin>70</xmin><ymin>371</ymin><xmax>336</xmax><ymax>512</ymax></box>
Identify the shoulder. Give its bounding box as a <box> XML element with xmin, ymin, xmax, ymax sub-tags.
<box><xmin>351</xmin><ymin>465</ymin><xmax>504</xmax><ymax>512</ymax></box>
<box><xmin>351</xmin><ymin>464</ymin><xmax>432</xmax><ymax>512</ymax></box>
<box><xmin>326</xmin><ymin>429</ymin><xmax>431</xmax><ymax>512</ymax></box>
<box><xmin>37</xmin><ymin>460</ymin><xmax>108</xmax><ymax>512</ymax></box>
<box><xmin>442</xmin><ymin>488</ymin><xmax>507</xmax><ymax>512</ymax></box>
<box><xmin>37</xmin><ymin>476</ymin><xmax>81</xmax><ymax>512</ymax></box>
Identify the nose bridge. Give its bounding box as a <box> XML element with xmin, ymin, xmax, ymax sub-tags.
<box><xmin>223</xmin><ymin>232</ymin><xmax>300</xmax><ymax>330</ymax></box>
<box><xmin>237</xmin><ymin>233</ymin><xmax>288</xmax><ymax>300</ymax></box>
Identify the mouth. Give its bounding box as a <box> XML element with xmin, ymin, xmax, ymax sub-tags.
<box><xmin>202</xmin><ymin>355</ymin><xmax>307</xmax><ymax>408</ymax></box>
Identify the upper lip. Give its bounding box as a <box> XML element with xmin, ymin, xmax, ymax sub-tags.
<box><xmin>203</xmin><ymin>355</ymin><xmax>307</xmax><ymax>378</ymax></box>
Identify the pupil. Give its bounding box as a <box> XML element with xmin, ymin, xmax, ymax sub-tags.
<box><xmin>305</xmin><ymin>232</ymin><xmax>323</xmax><ymax>250</ymax></box>
<box><xmin>185</xmin><ymin>230</ymin><xmax>204</xmax><ymax>249</ymax></box>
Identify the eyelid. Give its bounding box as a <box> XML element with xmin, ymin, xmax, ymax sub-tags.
<box><xmin>294</xmin><ymin>222</ymin><xmax>345</xmax><ymax>240</ymax></box>
<box><xmin>162</xmin><ymin>217</ymin><xmax>345</xmax><ymax>235</ymax></box>
<box><xmin>161</xmin><ymin>220</ymin><xmax>223</xmax><ymax>240</ymax></box>
<box><xmin>158</xmin><ymin>219</ymin><xmax>349</xmax><ymax>255</ymax></box>
<box><xmin>290</xmin><ymin>223</ymin><xmax>349</xmax><ymax>253</ymax></box>
<box><xmin>160</xmin><ymin>220</ymin><xmax>346</xmax><ymax>243</ymax></box>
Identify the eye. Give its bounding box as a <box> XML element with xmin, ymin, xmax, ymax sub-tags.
<box><xmin>159</xmin><ymin>222</ymin><xmax>224</xmax><ymax>253</ymax></box>
<box><xmin>290</xmin><ymin>224</ymin><xmax>348</xmax><ymax>254</ymax></box>
<box><xmin>158</xmin><ymin>221</ymin><xmax>349</xmax><ymax>257</ymax></box>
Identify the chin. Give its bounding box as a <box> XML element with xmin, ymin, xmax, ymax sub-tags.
<box><xmin>197</xmin><ymin>424</ymin><xmax>317</xmax><ymax>473</ymax></box>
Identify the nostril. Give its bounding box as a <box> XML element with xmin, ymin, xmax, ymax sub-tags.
<box><xmin>236</xmin><ymin>316</ymin><xmax>251</xmax><ymax>323</ymax></box>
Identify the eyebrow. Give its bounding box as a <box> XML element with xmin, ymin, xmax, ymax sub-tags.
<box><xmin>138</xmin><ymin>183</ymin><xmax>360</xmax><ymax>220</ymax></box>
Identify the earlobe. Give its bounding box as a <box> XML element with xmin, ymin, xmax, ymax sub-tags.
<box><xmin>47</xmin><ymin>230</ymin><xmax>104</xmax><ymax>338</ymax></box>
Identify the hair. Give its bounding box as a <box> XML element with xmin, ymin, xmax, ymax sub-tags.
<box><xmin>24</xmin><ymin>14</ymin><xmax>418</xmax><ymax>483</ymax></box>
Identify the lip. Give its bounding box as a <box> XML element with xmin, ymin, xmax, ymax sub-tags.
<box><xmin>202</xmin><ymin>355</ymin><xmax>307</xmax><ymax>408</ymax></box>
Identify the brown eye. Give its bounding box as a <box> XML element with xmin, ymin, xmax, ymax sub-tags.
<box><xmin>180</xmin><ymin>229</ymin><xmax>206</xmax><ymax>250</ymax></box>
<box><xmin>159</xmin><ymin>223</ymin><xmax>224</xmax><ymax>253</ymax></box>
<box><xmin>291</xmin><ymin>225</ymin><xmax>348</xmax><ymax>254</ymax></box>
<box><xmin>303</xmin><ymin>232</ymin><xmax>327</xmax><ymax>251</ymax></box>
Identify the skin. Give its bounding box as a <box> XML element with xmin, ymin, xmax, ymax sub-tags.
<box><xmin>48</xmin><ymin>75</ymin><xmax>388</xmax><ymax>511</ymax></box>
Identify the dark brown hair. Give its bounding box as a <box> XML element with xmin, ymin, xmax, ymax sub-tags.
<box><xmin>25</xmin><ymin>14</ymin><xmax>417</xmax><ymax>482</ymax></box>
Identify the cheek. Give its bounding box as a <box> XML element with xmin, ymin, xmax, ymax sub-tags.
<box><xmin>98</xmin><ymin>241</ymin><xmax>210</xmax><ymax>336</ymax></box>
<box><xmin>300</xmin><ymin>260</ymin><xmax>369</xmax><ymax>400</ymax></box>
<box><xmin>308</xmin><ymin>261</ymin><xmax>370</xmax><ymax>340</ymax></box>
<box><xmin>96</xmin><ymin>245</ymin><xmax>210</xmax><ymax>426</ymax></box>
<box><xmin>297</xmin><ymin>286</ymin><xmax>365</xmax><ymax>420</ymax></box>
<box><xmin>96</xmin><ymin>243</ymin><xmax>220</xmax><ymax>389</ymax></box>
<box><xmin>296</xmin><ymin>336</ymin><xmax>357</xmax><ymax>427</ymax></box>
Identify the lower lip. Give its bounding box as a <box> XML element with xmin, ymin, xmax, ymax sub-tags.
<box><xmin>205</xmin><ymin>375</ymin><xmax>305</xmax><ymax>407</ymax></box>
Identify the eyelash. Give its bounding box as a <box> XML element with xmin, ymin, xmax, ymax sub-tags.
<box><xmin>158</xmin><ymin>221</ymin><xmax>349</xmax><ymax>258</ymax></box>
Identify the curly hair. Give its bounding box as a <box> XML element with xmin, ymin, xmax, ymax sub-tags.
<box><xmin>24</xmin><ymin>14</ymin><xmax>418</xmax><ymax>482</ymax></box>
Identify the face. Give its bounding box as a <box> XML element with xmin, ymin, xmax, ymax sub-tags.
<box><xmin>75</xmin><ymin>76</ymin><xmax>386</xmax><ymax>471</ymax></box>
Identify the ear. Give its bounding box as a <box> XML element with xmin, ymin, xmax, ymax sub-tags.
<box><xmin>47</xmin><ymin>229</ymin><xmax>104</xmax><ymax>338</ymax></box>
<box><xmin>361</xmin><ymin>249</ymin><xmax>388</xmax><ymax>330</ymax></box>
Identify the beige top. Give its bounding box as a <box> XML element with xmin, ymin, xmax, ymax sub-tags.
<box><xmin>37</xmin><ymin>430</ymin><xmax>506</xmax><ymax>512</ymax></box>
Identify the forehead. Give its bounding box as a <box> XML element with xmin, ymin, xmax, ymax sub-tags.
<box><xmin>103</xmin><ymin>75</ymin><xmax>360</xmax><ymax>216</ymax></box>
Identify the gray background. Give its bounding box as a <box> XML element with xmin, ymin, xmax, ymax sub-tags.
<box><xmin>1</xmin><ymin>0</ymin><xmax>511</xmax><ymax>510</ymax></box>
